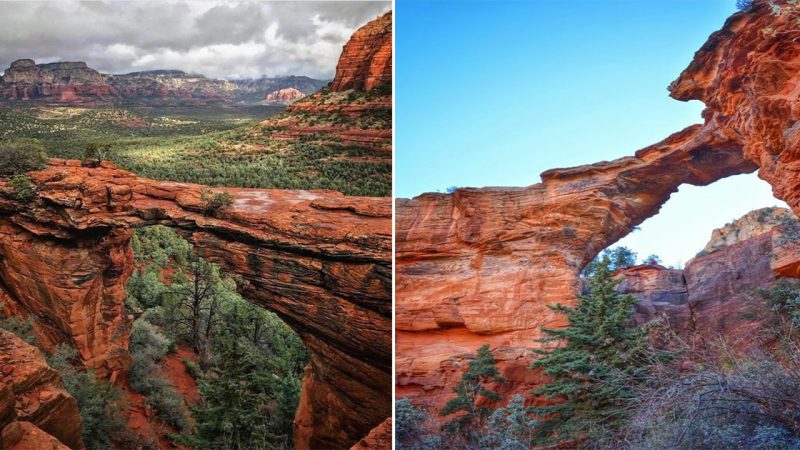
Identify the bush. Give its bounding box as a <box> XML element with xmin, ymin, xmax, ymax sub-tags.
<box><xmin>0</xmin><ymin>311</ymin><xmax>38</xmax><ymax>346</ymax></box>
<box><xmin>200</xmin><ymin>189</ymin><xmax>233</xmax><ymax>215</ymax></box>
<box><xmin>128</xmin><ymin>319</ymin><xmax>188</xmax><ymax>431</ymax></box>
<box><xmin>617</xmin><ymin>347</ymin><xmax>800</xmax><ymax>450</ymax></box>
<box><xmin>480</xmin><ymin>395</ymin><xmax>539</xmax><ymax>450</ymax></box>
<box><xmin>48</xmin><ymin>345</ymin><xmax>125</xmax><ymax>450</ymax></box>
<box><xmin>754</xmin><ymin>279</ymin><xmax>800</xmax><ymax>328</ymax></box>
<box><xmin>82</xmin><ymin>142</ymin><xmax>114</xmax><ymax>161</ymax></box>
<box><xmin>9</xmin><ymin>174</ymin><xmax>37</xmax><ymax>202</ymax></box>
<box><xmin>0</xmin><ymin>138</ymin><xmax>47</xmax><ymax>176</ymax></box>
<box><xmin>396</xmin><ymin>398</ymin><xmax>440</xmax><ymax>450</ymax></box>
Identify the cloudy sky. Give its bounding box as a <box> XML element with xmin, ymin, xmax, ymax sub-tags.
<box><xmin>0</xmin><ymin>1</ymin><xmax>389</xmax><ymax>80</ymax></box>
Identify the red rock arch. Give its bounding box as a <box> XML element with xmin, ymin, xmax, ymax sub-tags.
<box><xmin>0</xmin><ymin>160</ymin><xmax>391</xmax><ymax>449</ymax></box>
<box><xmin>395</xmin><ymin>121</ymin><xmax>755</xmax><ymax>412</ymax></box>
<box><xmin>396</xmin><ymin>1</ymin><xmax>800</xmax><ymax>419</ymax></box>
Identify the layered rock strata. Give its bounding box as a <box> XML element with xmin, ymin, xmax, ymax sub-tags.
<box><xmin>330</xmin><ymin>12</ymin><xmax>392</xmax><ymax>92</ymax></box>
<box><xmin>270</xmin><ymin>12</ymin><xmax>393</xmax><ymax>152</ymax></box>
<box><xmin>0</xmin><ymin>329</ymin><xmax>83</xmax><ymax>450</ymax></box>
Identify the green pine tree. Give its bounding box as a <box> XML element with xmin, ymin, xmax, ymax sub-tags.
<box><xmin>530</xmin><ymin>257</ymin><xmax>663</xmax><ymax>445</ymax></box>
<box><xmin>440</xmin><ymin>344</ymin><xmax>506</xmax><ymax>441</ymax></box>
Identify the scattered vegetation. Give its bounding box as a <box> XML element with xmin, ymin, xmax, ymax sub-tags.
<box><xmin>47</xmin><ymin>345</ymin><xmax>127</xmax><ymax>450</ymax></box>
<box><xmin>128</xmin><ymin>319</ymin><xmax>189</xmax><ymax>430</ymax></box>
<box><xmin>0</xmin><ymin>138</ymin><xmax>47</xmax><ymax>176</ymax></box>
<box><xmin>0</xmin><ymin>305</ymin><xmax>38</xmax><ymax>346</ymax></box>
<box><xmin>10</xmin><ymin>174</ymin><xmax>37</xmax><ymax>202</ymax></box>
<box><xmin>0</xmin><ymin>106</ymin><xmax>390</xmax><ymax>196</ymax></box>
<box><xmin>0</xmin><ymin>306</ymin><xmax>126</xmax><ymax>450</ymax></box>
<box><xmin>200</xmin><ymin>189</ymin><xmax>233</xmax><ymax>215</ymax></box>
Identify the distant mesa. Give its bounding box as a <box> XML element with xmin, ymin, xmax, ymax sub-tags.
<box><xmin>265</xmin><ymin>87</ymin><xmax>306</xmax><ymax>104</ymax></box>
<box><xmin>0</xmin><ymin>58</ymin><xmax>328</xmax><ymax>106</ymax></box>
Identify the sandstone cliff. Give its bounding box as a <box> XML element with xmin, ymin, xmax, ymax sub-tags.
<box><xmin>0</xmin><ymin>329</ymin><xmax>83</xmax><ymax>450</ymax></box>
<box><xmin>330</xmin><ymin>12</ymin><xmax>392</xmax><ymax>92</ymax></box>
<box><xmin>702</xmin><ymin>206</ymin><xmax>796</xmax><ymax>254</ymax></box>
<box><xmin>396</xmin><ymin>0</ymin><xmax>800</xmax><ymax>418</ymax></box>
<box><xmin>266</xmin><ymin>12</ymin><xmax>393</xmax><ymax>151</ymax></box>
<box><xmin>619</xmin><ymin>207</ymin><xmax>800</xmax><ymax>348</ymax></box>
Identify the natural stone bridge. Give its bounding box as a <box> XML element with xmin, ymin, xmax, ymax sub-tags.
<box><xmin>0</xmin><ymin>159</ymin><xmax>391</xmax><ymax>449</ymax></box>
<box><xmin>396</xmin><ymin>0</ymin><xmax>800</xmax><ymax>417</ymax></box>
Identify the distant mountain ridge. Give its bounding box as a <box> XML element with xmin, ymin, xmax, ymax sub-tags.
<box><xmin>0</xmin><ymin>58</ymin><xmax>329</xmax><ymax>106</ymax></box>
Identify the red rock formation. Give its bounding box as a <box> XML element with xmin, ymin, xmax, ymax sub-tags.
<box><xmin>617</xmin><ymin>208</ymin><xmax>800</xmax><ymax>357</ymax></box>
<box><xmin>0</xmin><ymin>160</ymin><xmax>390</xmax><ymax>449</ymax></box>
<box><xmin>266</xmin><ymin>87</ymin><xmax>306</xmax><ymax>104</ymax></box>
<box><xmin>669</xmin><ymin>0</ymin><xmax>800</xmax><ymax>212</ymax></box>
<box><xmin>616</xmin><ymin>264</ymin><xmax>689</xmax><ymax>328</ymax></box>
<box><xmin>350</xmin><ymin>418</ymin><xmax>392</xmax><ymax>450</ymax></box>
<box><xmin>0</xmin><ymin>61</ymin><xmax>321</xmax><ymax>106</ymax></box>
<box><xmin>0</xmin><ymin>329</ymin><xmax>83</xmax><ymax>450</ymax></box>
<box><xmin>0</xmin><ymin>223</ymin><xmax>133</xmax><ymax>379</ymax></box>
<box><xmin>0</xmin><ymin>59</ymin><xmax>118</xmax><ymax>105</ymax></box>
<box><xmin>267</xmin><ymin>14</ymin><xmax>393</xmax><ymax>152</ymax></box>
<box><xmin>2</xmin><ymin>421</ymin><xmax>71</xmax><ymax>450</ymax></box>
<box><xmin>330</xmin><ymin>12</ymin><xmax>392</xmax><ymax>92</ymax></box>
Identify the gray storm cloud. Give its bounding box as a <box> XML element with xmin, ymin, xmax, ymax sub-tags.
<box><xmin>0</xmin><ymin>1</ymin><xmax>390</xmax><ymax>80</ymax></box>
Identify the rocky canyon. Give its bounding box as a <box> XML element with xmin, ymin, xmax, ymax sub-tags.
<box><xmin>396</xmin><ymin>0</ymin><xmax>800</xmax><ymax>421</ymax></box>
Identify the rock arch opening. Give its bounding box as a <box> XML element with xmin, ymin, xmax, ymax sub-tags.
<box><xmin>600</xmin><ymin>172</ymin><xmax>789</xmax><ymax>269</ymax></box>
<box><xmin>124</xmin><ymin>224</ymin><xmax>309</xmax><ymax>448</ymax></box>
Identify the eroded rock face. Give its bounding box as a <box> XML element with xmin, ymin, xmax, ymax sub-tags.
<box><xmin>330</xmin><ymin>12</ymin><xmax>392</xmax><ymax>92</ymax></box>
<box><xmin>620</xmin><ymin>207</ymin><xmax>800</xmax><ymax>352</ymax></box>
<box><xmin>0</xmin><ymin>161</ymin><xmax>391</xmax><ymax>450</ymax></box>
<box><xmin>669</xmin><ymin>1</ymin><xmax>800</xmax><ymax>212</ymax></box>
<box><xmin>0</xmin><ymin>224</ymin><xmax>133</xmax><ymax>379</ymax></box>
<box><xmin>350</xmin><ymin>418</ymin><xmax>392</xmax><ymax>450</ymax></box>
<box><xmin>270</xmin><ymin>12</ymin><xmax>393</xmax><ymax>152</ymax></box>
<box><xmin>702</xmin><ymin>206</ymin><xmax>796</xmax><ymax>254</ymax></box>
<box><xmin>0</xmin><ymin>329</ymin><xmax>83</xmax><ymax>450</ymax></box>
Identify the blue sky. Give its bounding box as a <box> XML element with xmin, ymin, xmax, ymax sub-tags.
<box><xmin>396</xmin><ymin>0</ymin><xmax>787</xmax><ymax>267</ymax></box>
